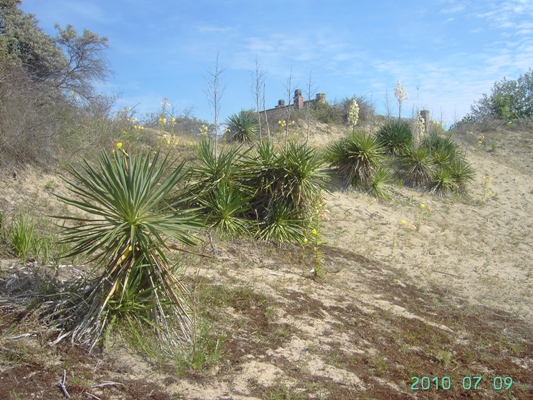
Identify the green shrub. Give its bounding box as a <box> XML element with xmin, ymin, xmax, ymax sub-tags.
<box><xmin>325</xmin><ymin>131</ymin><xmax>385</xmax><ymax>188</ymax></box>
<box><xmin>376</xmin><ymin>120</ymin><xmax>413</xmax><ymax>155</ymax></box>
<box><xmin>245</xmin><ymin>141</ymin><xmax>328</xmax><ymax>243</ymax></box>
<box><xmin>422</xmin><ymin>130</ymin><xmax>459</xmax><ymax>161</ymax></box>
<box><xmin>369</xmin><ymin>168</ymin><xmax>392</xmax><ymax>201</ymax></box>
<box><xmin>398</xmin><ymin>145</ymin><xmax>433</xmax><ymax>188</ymax></box>
<box><xmin>447</xmin><ymin>158</ymin><xmax>475</xmax><ymax>194</ymax></box>
<box><xmin>52</xmin><ymin>149</ymin><xmax>203</xmax><ymax>348</ymax></box>
<box><xmin>311</xmin><ymin>102</ymin><xmax>344</xmax><ymax>125</ymax></box>
<box><xmin>430</xmin><ymin>166</ymin><xmax>457</xmax><ymax>195</ymax></box>
<box><xmin>5</xmin><ymin>213</ymin><xmax>36</xmax><ymax>263</ymax></box>
<box><xmin>470</xmin><ymin>69</ymin><xmax>533</xmax><ymax>124</ymax></box>
<box><xmin>224</xmin><ymin>110</ymin><xmax>258</xmax><ymax>143</ymax></box>
<box><xmin>198</xmin><ymin>181</ymin><xmax>252</xmax><ymax>237</ymax></box>
<box><xmin>256</xmin><ymin>200</ymin><xmax>307</xmax><ymax>243</ymax></box>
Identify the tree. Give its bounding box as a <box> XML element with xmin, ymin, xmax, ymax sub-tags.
<box><xmin>0</xmin><ymin>0</ymin><xmax>112</xmax><ymax>166</ymax></box>
<box><xmin>471</xmin><ymin>70</ymin><xmax>533</xmax><ymax>124</ymax></box>
<box><xmin>0</xmin><ymin>0</ymin><xmax>65</xmax><ymax>81</ymax></box>
<box><xmin>0</xmin><ymin>1</ymin><xmax>110</xmax><ymax>99</ymax></box>
<box><xmin>54</xmin><ymin>24</ymin><xmax>110</xmax><ymax>99</ymax></box>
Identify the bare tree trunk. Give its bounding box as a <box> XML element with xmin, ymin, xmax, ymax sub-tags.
<box><xmin>285</xmin><ymin>67</ymin><xmax>293</xmax><ymax>148</ymax></box>
<box><xmin>205</xmin><ymin>52</ymin><xmax>224</xmax><ymax>159</ymax></box>
<box><xmin>305</xmin><ymin>71</ymin><xmax>317</xmax><ymax>148</ymax></box>
<box><xmin>251</xmin><ymin>57</ymin><xmax>266</xmax><ymax>141</ymax></box>
<box><xmin>384</xmin><ymin>88</ymin><xmax>393</xmax><ymax>120</ymax></box>
<box><xmin>263</xmin><ymin>82</ymin><xmax>270</xmax><ymax>142</ymax></box>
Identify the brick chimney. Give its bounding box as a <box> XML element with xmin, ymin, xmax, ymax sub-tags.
<box><xmin>294</xmin><ymin>89</ymin><xmax>304</xmax><ymax>109</ymax></box>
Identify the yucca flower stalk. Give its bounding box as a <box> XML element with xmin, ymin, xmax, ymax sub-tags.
<box><xmin>47</xmin><ymin>149</ymin><xmax>203</xmax><ymax>350</ymax></box>
<box><xmin>348</xmin><ymin>97</ymin><xmax>359</xmax><ymax>131</ymax></box>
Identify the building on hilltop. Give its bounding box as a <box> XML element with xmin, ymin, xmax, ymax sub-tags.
<box><xmin>260</xmin><ymin>89</ymin><xmax>327</xmax><ymax>124</ymax></box>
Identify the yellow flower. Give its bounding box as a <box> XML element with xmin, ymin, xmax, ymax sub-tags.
<box><xmin>303</xmin><ymin>238</ymin><xmax>308</xmax><ymax>243</ymax></box>
<box><xmin>400</xmin><ymin>220</ymin><xmax>406</xmax><ymax>225</ymax></box>
<box><xmin>117</xmin><ymin>142</ymin><xmax>123</xmax><ymax>149</ymax></box>
<box><xmin>171</xmin><ymin>117</ymin><xmax>176</xmax><ymax>122</ymax></box>
<box><xmin>311</xmin><ymin>229</ymin><xmax>318</xmax><ymax>235</ymax></box>
<box><xmin>420</xmin><ymin>203</ymin><xmax>425</xmax><ymax>209</ymax></box>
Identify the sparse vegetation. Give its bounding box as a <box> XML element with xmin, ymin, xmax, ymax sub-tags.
<box><xmin>1</xmin><ymin>3</ymin><xmax>532</xmax><ymax>399</ymax></box>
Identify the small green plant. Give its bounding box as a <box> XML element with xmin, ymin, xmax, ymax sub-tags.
<box><xmin>224</xmin><ymin>110</ymin><xmax>258</xmax><ymax>142</ymax></box>
<box><xmin>304</xmin><ymin>201</ymin><xmax>329</xmax><ymax>278</ymax></box>
<box><xmin>433</xmin><ymin>349</ymin><xmax>453</xmax><ymax>366</ymax></box>
<box><xmin>430</xmin><ymin>166</ymin><xmax>457</xmax><ymax>195</ymax></box>
<box><xmin>9</xmin><ymin>390</ymin><xmax>23</xmax><ymax>400</ymax></box>
<box><xmin>369</xmin><ymin>167</ymin><xmax>392</xmax><ymax>201</ymax></box>
<box><xmin>198</xmin><ymin>182</ymin><xmax>251</xmax><ymax>237</ymax></box>
<box><xmin>5</xmin><ymin>213</ymin><xmax>36</xmax><ymax>263</ymax></box>
<box><xmin>33</xmin><ymin>234</ymin><xmax>55</xmax><ymax>265</ymax></box>
<box><xmin>447</xmin><ymin>158</ymin><xmax>475</xmax><ymax>194</ymax></box>
<box><xmin>481</xmin><ymin>175</ymin><xmax>494</xmax><ymax>203</ymax></box>
<box><xmin>398</xmin><ymin>145</ymin><xmax>433</xmax><ymax>187</ymax></box>
<box><xmin>414</xmin><ymin>203</ymin><xmax>431</xmax><ymax>231</ymax></box>
<box><xmin>44</xmin><ymin>180</ymin><xmax>56</xmax><ymax>190</ymax></box>
<box><xmin>325</xmin><ymin>131</ymin><xmax>385</xmax><ymax>188</ymax></box>
<box><xmin>376</xmin><ymin>120</ymin><xmax>413</xmax><ymax>155</ymax></box>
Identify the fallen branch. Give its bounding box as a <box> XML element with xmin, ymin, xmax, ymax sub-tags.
<box><xmin>58</xmin><ymin>369</ymin><xmax>71</xmax><ymax>399</ymax></box>
<box><xmin>91</xmin><ymin>381</ymin><xmax>124</xmax><ymax>388</ymax></box>
<box><xmin>83</xmin><ymin>392</ymin><xmax>102</xmax><ymax>400</ymax></box>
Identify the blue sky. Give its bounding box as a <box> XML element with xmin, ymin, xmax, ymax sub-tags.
<box><xmin>20</xmin><ymin>0</ymin><xmax>533</xmax><ymax>127</ymax></box>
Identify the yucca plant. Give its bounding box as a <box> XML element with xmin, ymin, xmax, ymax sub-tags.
<box><xmin>447</xmin><ymin>157</ymin><xmax>475</xmax><ymax>194</ymax></box>
<box><xmin>430</xmin><ymin>166</ymin><xmax>458</xmax><ymax>195</ymax></box>
<box><xmin>186</xmin><ymin>139</ymin><xmax>255</xmax><ymax>236</ymax></box>
<box><xmin>224</xmin><ymin>110</ymin><xmax>258</xmax><ymax>143</ymax></box>
<box><xmin>47</xmin><ymin>149</ymin><xmax>203</xmax><ymax>349</ymax></box>
<box><xmin>431</xmin><ymin>147</ymin><xmax>453</xmax><ymax>167</ymax></box>
<box><xmin>376</xmin><ymin>120</ymin><xmax>413</xmax><ymax>155</ymax></box>
<box><xmin>369</xmin><ymin>167</ymin><xmax>392</xmax><ymax>201</ymax></box>
<box><xmin>398</xmin><ymin>145</ymin><xmax>433</xmax><ymax>187</ymax></box>
<box><xmin>190</xmin><ymin>138</ymin><xmax>245</xmax><ymax>190</ymax></box>
<box><xmin>243</xmin><ymin>141</ymin><xmax>328</xmax><ymax>243</ymax></box>
<box><xmin>198</xmin><ymin>181</ymin><xmax>252</xmax><ymax>236</ymax></box>
<box><xmin>325</xmin><ymin>131</ymin><xmax>385</xmax><ymax>188</ymax></box>
<box><xmin>256</xmin><ymin>200</ymin><xmax>307</xmax><ymax>243</ymax></box>
<box><xmin>276</xmin><ymin>141</ymin><xmax>329</xmax><ymax>211</ymax></box>
<box><xmin>422</xmin><ymin>131</ymin><xmax>459</xmax><ymax>160</ymax></box>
